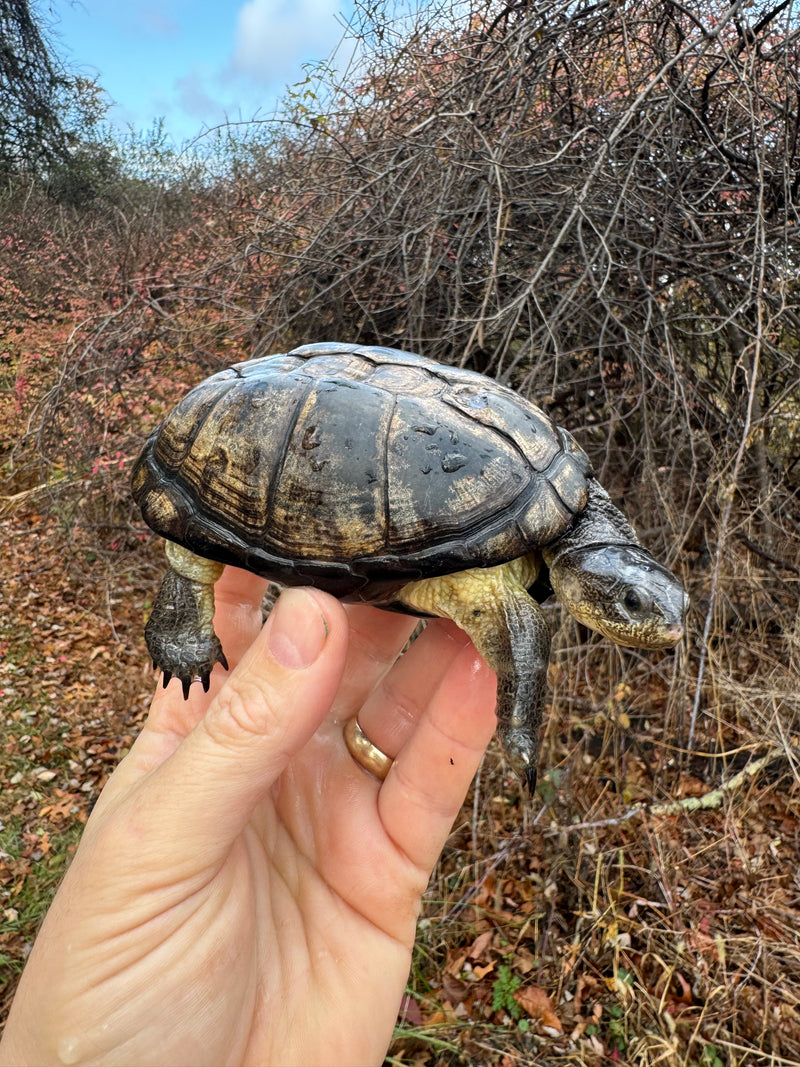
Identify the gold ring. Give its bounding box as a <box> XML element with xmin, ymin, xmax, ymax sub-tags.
<box><xmin>344</xmin><ymin>718</ymin><xmax>393</xmax><ymax>781</ymax></box>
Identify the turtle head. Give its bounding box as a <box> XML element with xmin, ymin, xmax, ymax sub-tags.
<box><xmin>548</xmin><ymin>544</ymin><xmax>688</xmax><ymax>649</ymax></box>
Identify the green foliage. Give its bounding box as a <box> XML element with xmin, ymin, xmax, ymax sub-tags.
<box><xmin>491</xmin><ymin>963</ymin><xmax>521</xmax><ymax>1020</ymax></box>
<box><xmin>44</xmin><ymin>137</ymin><xmax>121</xmax><ymax>207</ymax></box>
<box><xmin>605</xmin><ymin>1003</ymin><xmax>627</xmax><ymax>1052</ymax></box>
<box><xmin>535</xmin><ymin>767</ymin><xmax>565</xmax><ymax>807</ymax></box>
<box><xmin>693</xmin><ymin>1045</ymin><xmax>725</xmax><ymax>1067</ymax></box>
<box><xmin>687</xmin><ymin>1045</ymin><xmax>726</xmax><ymax>1067</ymax></box>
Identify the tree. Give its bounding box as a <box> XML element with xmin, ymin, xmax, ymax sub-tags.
<box><xmin>0</xmin><ymin>0</ymin><xmax>105</xmax><ymax>188</ymax></box>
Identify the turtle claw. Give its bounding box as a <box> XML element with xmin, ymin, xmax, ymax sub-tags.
<box><xmin>145</xmin><ymin>603</ymin><xmax>228</xmax><ymax>699</ymax></box>
<box><xmin>144</xmin><ymin>563</ymin><xmax>227</xmax><ymax>702</ymax></box>
<box><xmin>151</xmin><ymin>646</ymin><xmax>228</xmax><ymax>700</ymax></box>
<box><xmin>157</xmin><ymin>661</ymin><xmax>226</xmax><ymax>695</ymax></box>
<box><xmin>498</xmin><ymin>731</ymin><xmax>540</xmax><ymax>798</ymax></box>
<box><xmin>150</xmin><ymin>642</ymin><xmax>228</xmax><ymax>699</ymax></box>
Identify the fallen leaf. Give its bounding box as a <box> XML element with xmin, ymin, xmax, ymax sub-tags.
<box><xmin>467</xmin><ymin>929</ymin><xmax>495</xmax><ymax>961</ymax></box>
<box><xmin>513</xmin><ymin>984</ymin><xmax>563</xmax><ymax>1033</ymax></box>
<box><xmin>442</xmin><ymin>972</ymin><xmax>470</xmax><ymax>1005</ymax></box>
<box><xmin>397</xmin><ymin>993</ymin><xmax>423</xmax><ymax>1026</ymax></box>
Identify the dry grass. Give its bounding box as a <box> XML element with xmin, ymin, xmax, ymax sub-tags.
<box><xmin>2</xmin><ymin>506</ymin><xmax>799</xmax><ymax>1065</ymax></box>
<box><xmin>390</xmin><ymin>577</ymin><xmax>800</xmax><ymax>1065</ymax></box>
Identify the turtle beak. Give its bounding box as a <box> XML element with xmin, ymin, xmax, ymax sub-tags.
<box><xmin>663</xmin><ymin>591</ymin><xmax>689</xmax><ymax>644</ymax></box>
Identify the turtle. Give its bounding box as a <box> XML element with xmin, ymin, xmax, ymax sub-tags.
<box><xmin>131</xmin><ymin>341</ymin><xmax>688</xmax><ymax>791</ymax></box>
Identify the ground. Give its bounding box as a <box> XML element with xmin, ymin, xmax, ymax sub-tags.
<box><xmin>2</xmin><ymin>502</ymin><xmax>799</xmax><ymax>1066</ymax></box>
<box><xmin>1</xmin><ymin>275</ymin><xmax>799</xmax><ymax>1064</ymax></box>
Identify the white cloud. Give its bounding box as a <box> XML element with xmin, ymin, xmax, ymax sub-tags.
<box><xmin>230</xmin><ymin>0</ymin><xmax>347</xmax><ymax>86</ymax></box>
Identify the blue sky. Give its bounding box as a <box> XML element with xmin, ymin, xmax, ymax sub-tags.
<box><xmin>48</xmin><ymin>0</ymin><xmax>356</xmax><ymax>145</ymax></box>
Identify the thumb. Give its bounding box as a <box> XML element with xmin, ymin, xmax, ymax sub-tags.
<box><xmin>142</xmin><ymin>587</ymin><xmax>349</xmax><ymax>859</ymax></box>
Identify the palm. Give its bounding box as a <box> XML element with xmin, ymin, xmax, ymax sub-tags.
<box><xmin>240</xmin><ymin>767</ymin><xmax>421</xmax><ymax>1065</ymax></box>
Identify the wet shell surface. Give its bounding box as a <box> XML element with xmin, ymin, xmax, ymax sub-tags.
<box><xmin>131</xmin><ymin>342</ymin><xmax>592</xmax><ymax>600</ymax></box>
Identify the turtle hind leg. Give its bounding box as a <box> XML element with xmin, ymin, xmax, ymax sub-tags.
<box><xmin>145</xmin><ymin>543</ymin><xmax>227</xmax><ymax>697</ymax></box>
<box><xmin>397</xmin><ymin>557</ymin><xmax>551</xmax><ymax>793</ymax></box>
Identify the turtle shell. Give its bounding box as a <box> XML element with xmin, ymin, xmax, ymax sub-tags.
<box><xmin>131</xmin><ymin>342</ymin><xmax>593</xmax><ymax>601</ymax></box>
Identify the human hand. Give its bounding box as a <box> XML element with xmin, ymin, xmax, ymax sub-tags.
<box><xmin>0</xmin><ymin>566</ymin><xmax>497</xmax><ymax>1066</ymax></box>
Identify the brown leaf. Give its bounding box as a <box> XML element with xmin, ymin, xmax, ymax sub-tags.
<box><xmin>574</xmin><ymin>972</ymin><xmax>601</xmax><ymax>1015</ymax></box>
<box><xmin>397</xmin><ymin>993</ymin><xmax>423</xmax><ymax>1027</ymax></box>
<box><xmin>467</xmin><ymin>929</ymin><xmax>495</xmax><ymax>961</ymax></box>
<box><xmin>441</xmin><ymin>972</ymin><xmax>470</xmax><ymax>1006</ymax></box>
<box><xmin>513</xmin><ymin>945</ymin><xmax>538</xmax><ymax>975</ymax></box>
<box><xmin>444</xmin><ymin>948</ymin><xmax>469</xmax><ymax>977</ymax></box>
<box><xmin>513</xmin><ymin>984</ymin><xmax>563</xmax><ymax>1033</ymax></box>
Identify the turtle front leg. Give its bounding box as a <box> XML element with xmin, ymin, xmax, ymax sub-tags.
<box><xmin>145</xmin><ymin>541</ymin><xmax>228</xmax><ymax>698</ymax></box>
<box><xmin>397</xmin><ymin>556</ymin><xmax>550</xmax><ymax>793</ymax></box>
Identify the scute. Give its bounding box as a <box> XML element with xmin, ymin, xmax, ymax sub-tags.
<box><xmin>131</xmin><ymin>342</ymin><xmax>595</xmax><ymax>592</ymax></box>
<box><xmin>155</xmin><ymin>365</ymin><xmax>302</xmax><ymax>537</ymax></box>
<box><xmin>269</xmin><ymin>376</ymin><xmax>391</xmax><ymax>557</ymax></box>
<box><xmin>385</xmin><ymin>392</ymin><xmax>528</xmax><ymax>553</ymax></box>
<box><xmin>442</xmin><ymin>381</ymin><xmax>562</xmax><ymax>472</ymax></box>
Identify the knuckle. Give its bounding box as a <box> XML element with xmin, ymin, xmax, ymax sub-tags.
<box><xmin>381</xmin><ymin>676</ymin><xmax>423</xmax><ymax>729</ymax></box>
<box><xmin>391</xmin><ymin>756</ymin><xmax>455</xmax><ymax>822</ymax></box>
<box><xmin>205</xmin><ymin>675</ymin><xmax>284</xmax><ymax>748</ymax></box>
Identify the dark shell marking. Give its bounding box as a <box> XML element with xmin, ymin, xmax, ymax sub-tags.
<box><xmin>132</xmin><ymin>342</ymin><xmax>592</xmax><ymax>600</ymax></box>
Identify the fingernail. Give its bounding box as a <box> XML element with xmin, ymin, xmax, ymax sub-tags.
<box><xmin>267</xmin><ymin>589</ymin><xmax>329</xmax><ymax>669</ymax></box>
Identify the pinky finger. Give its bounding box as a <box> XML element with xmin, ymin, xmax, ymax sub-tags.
<box><xmin>378</xmin><ymin>643</ymin><xmax>497</xmax><ymax>874</ymax></box>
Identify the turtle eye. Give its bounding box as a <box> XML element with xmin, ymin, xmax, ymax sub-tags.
<box><xmin>622</xmin><ymin>588</ymin><xmax>644</xmax><ymax>615</ymax></box>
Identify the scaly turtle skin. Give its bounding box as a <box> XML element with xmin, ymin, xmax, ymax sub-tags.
<box><xmin>132</xmin><ymin>342</ymin><xmax>688</xmax><ymax>791</ymax></box>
